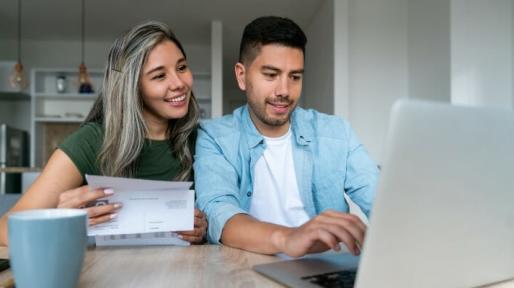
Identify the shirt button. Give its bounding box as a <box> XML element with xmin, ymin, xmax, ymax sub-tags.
<box><xmin>247</xmin><ymin>191</ymin><xmax>252</xmax><ymax>197</ymax></box>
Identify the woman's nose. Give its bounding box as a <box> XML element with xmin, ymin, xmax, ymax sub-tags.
<box><xmin>168</xmin><ymin>72</ymin><xmax>186</xmax><ymax>91</ymax></box>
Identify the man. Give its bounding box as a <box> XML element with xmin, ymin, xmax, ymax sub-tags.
<box><xmin>194</xmin><ymin>16</ymin><xmax>378</xmax><ymax>257</ymax></box>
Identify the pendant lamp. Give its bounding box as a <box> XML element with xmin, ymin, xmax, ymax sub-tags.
<box><xmin>9</xmin><ymin>0</ymin><xmax>29</xmax><ymax>91</ymax></box>
<box><xmin>78</xmin><ymin>0</ymin><xmax>93</xmax><ymax>93</ymax></box>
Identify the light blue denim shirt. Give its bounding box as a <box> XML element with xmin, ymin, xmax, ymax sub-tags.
<box><xmin>194</xmin><ymin>105</ymin><xmax>379</xmax><ymax>244</ymax></box>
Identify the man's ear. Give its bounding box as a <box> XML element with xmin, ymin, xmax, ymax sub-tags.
<box><xmin>234</xmin><ymin>62</ymin><xmax>247</xmax><ymax>91</ymax></box>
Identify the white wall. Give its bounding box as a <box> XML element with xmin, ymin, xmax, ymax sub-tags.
<box><xmin>304</xmin><ymin>0</ymin><xmax>409</xmax><ymax>163</ymax></box>
<box><xmin>334</xmin><ymin>0</ymin><xmax>350</xmax><ymax>118</ymax></box>
<box><xmin>348</xmin><ymin>0</ymin><xmax>409</xmax><ymax>163</ymax></box>
<box><xmin>451</xmin><ymin>0</ymin><xmax>513</xmax><ymax>109</ymax></box>
<box><xmin>0</xmin><ymin>39</ymin><xmax>111</xmax><ymax>71</ymax></box>
<box><xmin>303</xmin><ymin>0</ymin><xmax>334</xmax><ymax>114</ymax></box>
<box><xmin>408</xmin><ymin>0</ymin><xmax>451</xmax><ymax>102</ymax></box>
<box><xmin>0</xmin><ymin>39</ymin><xmax>210</xmax><ymax>75</ymax></box>
<box><xmin>303</xmin><ymin>0</ymin><xmax>514</xmax><ymax>163</ymax></box>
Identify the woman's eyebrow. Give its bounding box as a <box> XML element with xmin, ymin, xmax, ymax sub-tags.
<box><xmin>145</xmin><ymin>65</ymin><xmax>165</xmax><ymax>75</ymax></box>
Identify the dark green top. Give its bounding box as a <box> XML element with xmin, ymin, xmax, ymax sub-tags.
<box><xmin>58</xmin><ymin>122</ymin><xmax>181</xmax><ymax>183</ymax></box>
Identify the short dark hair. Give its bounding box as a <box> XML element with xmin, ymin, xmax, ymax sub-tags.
<box><xmin>238</xmin><ymin>16</ymin><xmax>307</xmax><ymax>65</ymax></box>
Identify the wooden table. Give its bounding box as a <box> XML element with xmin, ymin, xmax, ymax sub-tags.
<box><xmin>0</xmin><ymin>245</ymin><xmax>283</xmax><ymax>287</ymax></box>
<box><xmin>1</xmin><ymin>245</ymin><xmax>513</xmax><ymax>288</ymax></box>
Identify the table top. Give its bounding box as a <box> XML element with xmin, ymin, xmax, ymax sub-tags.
<box><xmin>0</xmin><ymin>245</ymin><xmax>283</xmax><ymax>288</ymax></box>
<box><xmin>1</xmin><ymin>245</ymin><xmax>513</xmax><ymax>288</ymax></box>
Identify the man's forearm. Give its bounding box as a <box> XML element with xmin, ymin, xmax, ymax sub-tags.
<box><xmin>221</xmin><ymin>214</ymin><xmax>292</xmax><ymax>254</ymax></box>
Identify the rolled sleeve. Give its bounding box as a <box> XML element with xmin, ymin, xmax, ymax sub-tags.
<box><xmin>343</xmin><ymin>122</ymin><xmax>379</xmax><ymax>217</ymax></box>
<box><xmin>203</xmin><ymin>200</ymin><xmax>247</xmax><ymax>244</ymax></box>
<box><xmin>194</xmin><ymin>126</ymin><xmax>247</xmax><ymax>244</ymax></box>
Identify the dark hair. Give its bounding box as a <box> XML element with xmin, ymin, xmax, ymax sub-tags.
<box><xmin>238</xmin><ymin>16</ymin><xmax>307</xmax><ymax>65</ymax></box>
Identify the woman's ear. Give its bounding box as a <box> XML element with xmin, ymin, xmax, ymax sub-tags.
<box><xmin>234</xmin><ymin>62</ymin><xmax>247</xmax><ymax>91</ymax></box>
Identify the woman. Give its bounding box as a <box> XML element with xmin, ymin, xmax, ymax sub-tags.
<box><xmin>0</xmin><ymin>21</ymin><xmax>207</xmax><ymax>245</ymax></box>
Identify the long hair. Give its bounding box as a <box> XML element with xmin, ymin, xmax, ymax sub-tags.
<box><xmin>85</xmin><ymin>21</ymin><xmax>199</xmax><ymax>181</ymax></box>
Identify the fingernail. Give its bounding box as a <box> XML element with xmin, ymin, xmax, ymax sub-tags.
<box><xmin>114</xmin><ymin>203</ymin><xmax>122</xmax><ymax>209</ymax></box>
<box><xmin>104</xmin><ymin>189</ymin><xmax>114</xmax><ymax>195</ymax></box>
<box><xmin>110</xmin><ymin>213</ymin><xmax>118</xmax><ymax>219</ymax></box>
<box><xmin>356</xmin><ymin>242</ymin><xmax>362</xmax><ymax>253</ymax></box>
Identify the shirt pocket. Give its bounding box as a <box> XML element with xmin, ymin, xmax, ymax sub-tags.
<box><xmin>313</xmin><ymin>169</ymin><xmax>347</xmax><ymax>211</ymax></box>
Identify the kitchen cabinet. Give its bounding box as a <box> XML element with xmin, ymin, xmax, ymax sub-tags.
<box><xmin>30</xmin><ymin>68</ymin><xmax>103</xmax><ymax>167</ymax></box>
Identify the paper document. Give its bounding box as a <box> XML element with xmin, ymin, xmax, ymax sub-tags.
<box><xmin>86</xmin><ymin>175</ymin><xmax>194</xmax><ymax>237</ymax></box>
<box><xmin>95</xmin><ymin>232</ymin><xmax>189</xmax><ymax>246</ymax></box>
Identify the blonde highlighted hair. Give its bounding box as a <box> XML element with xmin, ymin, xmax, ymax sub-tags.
<box><xmin>86</xmin><ymin>21</ymin><xmax>199</xmax><ymax>181</ymax></box>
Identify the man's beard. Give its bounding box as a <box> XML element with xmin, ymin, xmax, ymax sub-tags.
<box><xmin>247</xmin><ymin>96</ymin><xmax>296</xmax><ymax>127</ymax></box>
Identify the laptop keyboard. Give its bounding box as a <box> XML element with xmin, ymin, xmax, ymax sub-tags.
<box><xmin>301</xmin><ymin>270</ymin><xmax>357</xmax><ymax>288</ymax></box>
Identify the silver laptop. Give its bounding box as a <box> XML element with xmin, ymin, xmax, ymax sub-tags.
<box><xmin>254</xmin><ymin>99</ymin><xmax>514</xmax><ymax>288</ymax></box>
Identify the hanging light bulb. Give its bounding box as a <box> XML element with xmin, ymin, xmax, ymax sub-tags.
<box><xmin>78</xmin><ymin>0</ymin><xmax>93</xmax><ymax>93</ymax></box>
<box><xmin>9</xmin><ymin>0</ymin><xmax>29</xmax><ymax>91</ymax></box>
<box><xmin>78</xmin><ymin>62</ymin><xmax>92</xmax><ymax>93</ymax></box>
<box><xmin>9</xmin><ymin>63</ymin><xmax>28</xmax><ymax>90</ymax></box>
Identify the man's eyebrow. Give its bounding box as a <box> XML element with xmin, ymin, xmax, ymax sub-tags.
<box><xmin>261</xmin><ymin>65</ymin><xmax>281</xmax><ymax>72</ymax></box>
<box><xmin>290</xmin><ymin>69</ymin><xmax>304</xmax><ymax>74</ymax></box>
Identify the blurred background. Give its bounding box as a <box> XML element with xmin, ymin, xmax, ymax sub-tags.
<box><xmin>0</xmin><ymin>0</ymin><xmax>513</xmax><ymax>192</ymax></box>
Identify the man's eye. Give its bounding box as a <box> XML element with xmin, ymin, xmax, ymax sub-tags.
<box><xmin>291</xmin><ymin>74</ymin><xmax>302</xmax><ymax>81</ymax></box>
<box><xmin>264</xmin><ymin>73</ymin><xmax>277</xmax><ymax>79</ymax></box>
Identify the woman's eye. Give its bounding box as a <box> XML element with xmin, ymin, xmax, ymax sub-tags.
<box><xmin>152</xmin><ymin>73</ymin><xmax>166</xmax><ymax>80</ymax></box>
<box><xmin>177</xmin><ymin>65</ymin><xmax>188</xmax><ymax>72</ymax></box>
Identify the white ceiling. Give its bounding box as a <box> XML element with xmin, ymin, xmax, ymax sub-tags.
<box><xmin>0</xmin><ymin>0</ymin><xmax>323</xmax><ymax>45</ymax></box>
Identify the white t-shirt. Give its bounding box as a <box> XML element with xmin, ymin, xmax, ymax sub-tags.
<box><xmin>249</xmin><ymin>127</ymin><xmax>310</xmax><ymax>227</ymax></box>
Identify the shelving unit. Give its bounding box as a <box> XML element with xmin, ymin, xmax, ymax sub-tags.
<box><xmin>193</xmin><ymin>72</ymin><xmax>212</xmax><ymax>119</ymax></box>
<box><xmin>30</xmin><ymin>68</ymin><xmax>103</xmax><ymax>167</ymax></box>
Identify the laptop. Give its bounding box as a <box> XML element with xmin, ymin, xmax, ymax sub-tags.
<box><xmin>254</xmin><ymin>99</ymin><xmax>514</xmax><ymax>288</ymax></box>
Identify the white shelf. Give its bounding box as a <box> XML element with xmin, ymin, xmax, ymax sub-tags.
<box><xmin>30</xmin><ymin>67</ymin><xmax>102</xmax><ymax>73</ymax></box>
<box><xmin>35</xmin><ymin>93</ymin><xmax>98</xmax><ymax>100</ymax></box>
<box><xmin>32</xmin><ymin>68</ymin><xmax>103</xmax><ymax>96</ymax></box>
<box><xmin>30</xmin><ymin>68</ymin><xmax>102</xmax><ymax>167</ymax></box>
<box><xmin>35</xmin><ymin>117</ymin><xmax>85</xmax><ymax>123</ymax></box>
